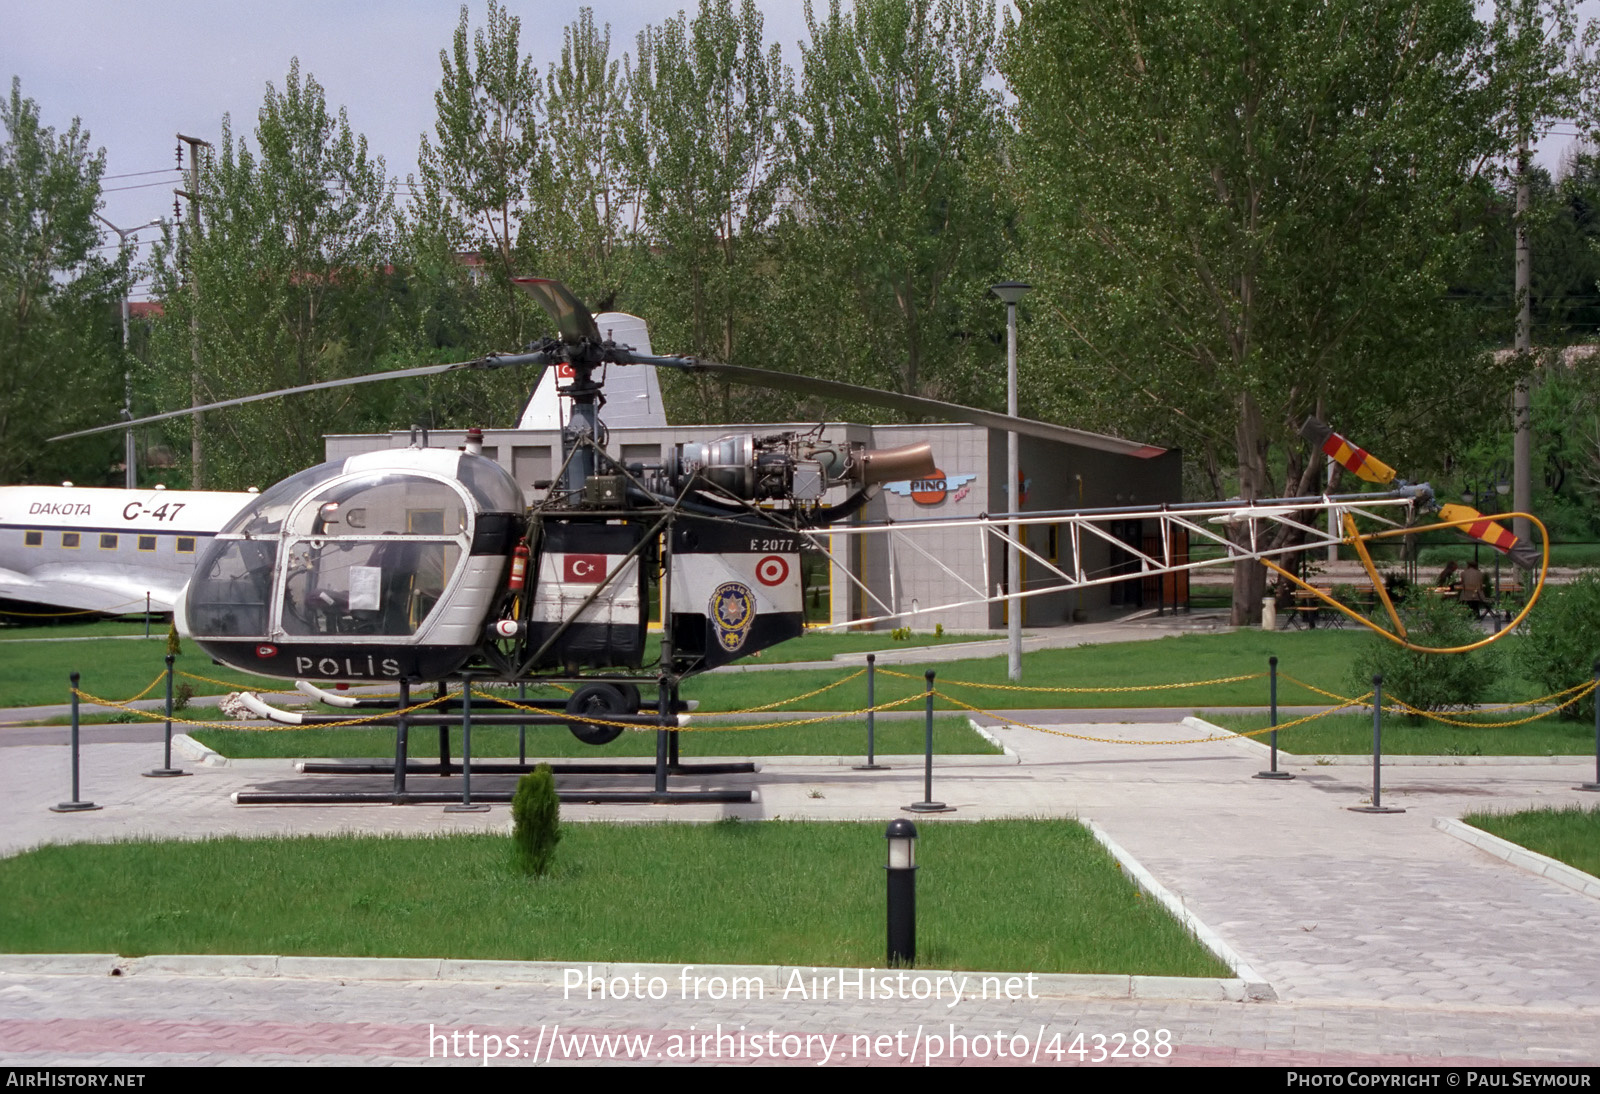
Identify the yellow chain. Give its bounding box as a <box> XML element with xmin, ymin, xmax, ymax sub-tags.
<box><xmin>937</xmin><ymin>689</ymin><xmax>1374</xmax><ymax>744</ymax></box>
<box><xmin>0</xmin><ymin>597</ymin><xmax>150</xmax><ymax>618</ymax></box>
<box><xmin>1281</xmin><ymin>673</ymin><xmax>1599</xmax><ymax>729</ymax></box>
<box><xmin>714</xmin><ymin>668</ymin><xmax>867</xmax><ymax>713</ymax></box>
<box><xmin>488</xmin><ymin>686</ymin><xmax>921</xmax><ymax>733</ymax></box>
<box><xmin>125</xmin><ymin>670</ymin><xmax>169</xmax><ymax>703</ymax></box>
<box><xmin>69</xmin><ymin>688</ymin><xmax>458</xmax><ymax>732</ymax></box>
<box><xmin>879</xmin><ymin>667</ymin><xmax>1264</xmax><ymax>694</ymax></box>
<box><xmin>1381</xmin><ymin>680</ymin><xmax>1598</xmax><ymax>728</ymax></box>
<box><xmin>178</xmin><ymin>670</ymin><xmax>300</xmax><ymax>694</ymax></box>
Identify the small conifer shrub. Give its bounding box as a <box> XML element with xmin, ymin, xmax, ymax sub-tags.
<box><xmin>512</xmin><ymin>764</ymin><xmax>561</xmax><ymax>877</ymax></box>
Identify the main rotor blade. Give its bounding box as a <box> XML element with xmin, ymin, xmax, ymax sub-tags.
<box><xmin>513</xmin><ymin>277</ymin><xmax>599</xmax><ymax>343</ymax></box>
<box><xmin>629</xmin><ymin>354</ymin><xmax>1166</xmax><ymax>457</ymax></box>
<box><xmin>49</xmin><ymin>352</ymin><xmax>551</xmax><ymax>442</ymax></box>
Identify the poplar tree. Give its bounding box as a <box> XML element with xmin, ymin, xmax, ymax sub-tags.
<box><xmin>0</xmin><ymin>79</ymin><xmax>127</xmax><ymax>483</ymax></box>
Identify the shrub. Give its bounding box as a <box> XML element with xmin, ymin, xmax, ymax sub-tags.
<box><xmin>1515</xmin><ymin>570</ymin><xmax>1600</xmax><ymax>723</ymax></box>
<box><xmin>512</xmin><ymin>764</ymin><xmax>561</xmax><ymax>877</ymax></box>
<box><xmin>1348</xmin><ymin>595</ymin><xmax>1500</xmax><ymax>724</ymax></box>
<box><xmin>173</xmin><ymin>683</ymin><xmax>194</xmax><ymax>712</ymax></box>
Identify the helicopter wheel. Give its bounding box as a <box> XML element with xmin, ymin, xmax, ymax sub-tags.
<box><xmin>564</xmin><ymin>683</ymin><xmax>630</xmax><ymax>746</ymax></box>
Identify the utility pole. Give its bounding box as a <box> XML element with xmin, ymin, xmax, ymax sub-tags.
<box><xmin>176</xmin><ymin>134</ymin><xmax>211</xmax><ymax>489</ymax></box>
<box><xmin>991</xmin><ymin>281</ymin><xmax>1031</xmax><ymax>682</ymax></box>
<box><xmin>93</xmin><ymin>214</ymin><xmax>160</xmax><ymax>489</ymax></box>
<box><xmin>1514</xmin><ymin>130</ymin><xmax>1533</xmax><ymax>558</ymax></box>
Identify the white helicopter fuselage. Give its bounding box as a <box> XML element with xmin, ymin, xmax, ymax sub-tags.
<box><xmin>0</xmin><ymin>485</ymin><xmax>255</xmax><ymax>616</ymax></box>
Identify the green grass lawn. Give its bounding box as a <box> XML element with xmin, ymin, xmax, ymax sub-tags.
<box><xmin>191</xmin><ymin>715</ymin><xmax>997</xmax><ymax>759</ymax></box>
<box><xmin>0</xmin><ymin>634</ymin><xmax>300</xmax><ymax>708</ymax></box>
<box><xmin>728</xmin><ymin>629</ymin><xmax>1000</xmax><ymax>664</ymax></box>
<box><xmin>1463</xmin><ymin>806</ymin><xmax>1600</xmax><ymax>877</ymax></box>
<box><xmin>0</xmin><ymin>618</ymin><xmax>157</xmax><ymax>639</ymax></box>
<box><xmin>1206</xmin><ymin>712</ymin><xmax>1596</xmax><ymax>756</ymax></box>
<box><xmin>0</xmin><ymin>821</ymin><xmax>1229</xmax><ymax>976</ymax></box>
<box><xmin>683</xmin><ymin>629</ymin><xmax>1383</xmax><ymax>712</ymax></box>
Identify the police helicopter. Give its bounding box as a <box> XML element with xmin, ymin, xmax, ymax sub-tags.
<box><xmin>53</xmin><ymin>277</ymin><xmax>1127</xmax><ymax>745</ymax></box>
<box><xmin>55</xmin><ymin>278</ymin><xmax>1551</xmax><ymax>757</ymax></box>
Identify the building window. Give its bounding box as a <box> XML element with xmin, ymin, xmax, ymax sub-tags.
<box><xmin>24</xmin><ymin>531</ymin><xmax>42</xmax><ymax>547</ymax></box>
<box><xmin>62</xmin><ymin>532</ymin><xmax>80</xmax><ymax>548</ymax></box>
<box><xmin>138</xmin><ymin>535</ymin><xmax>157</xmax><ymax>551</ymax></box>
<box><xmin>176</xmin><ymin>537</ymin><xmax>196</xmax><ymax>553</ymax></box>
<box><xmin>99</xmin><ymin>534</ymin><xmax>118</xmax><ymax>550</ymax></box>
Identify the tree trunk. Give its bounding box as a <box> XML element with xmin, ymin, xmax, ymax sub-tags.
<box><xmin>1229</xmin><ymin>391</ymin><xmax>1269</xmax><ymax>625</ymax></box>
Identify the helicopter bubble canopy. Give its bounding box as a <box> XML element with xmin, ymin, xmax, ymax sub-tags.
<box><xmin>178</xmin><ymin>448</ymin><xmax>525</xmax><ymax>681</ymax></box>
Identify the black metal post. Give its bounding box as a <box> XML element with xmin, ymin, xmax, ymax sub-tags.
<box><xmin>51</xmin><ymin>673</ymin><xmax>100</xmax><ymax>812</ymax></box>
<box><xmin>445</xmin><ymin>679</ymin><xmax>488</xmax><ymax>812</ymax></box>
<box><xmin>145</xmin><ymin>653</ymin><xmax>185</xmax><ymax>777</ymax></box>
<box><xmin>907</xmin><ymin>670</ymin><xmax>949</xmax><ymax>812</ymax></box>
<box><xmin>518</xmin><ymin>682</ymin><xmax>527</xmax><ymax>766</ymax></box>
<box><xmin>855</xmin><ymin>653</ymin><xmax>887</xmax><ymax>770</ymax></box>
<box><xmin>1578</xmin><ymin>659</ymin><xmax>1600</xmax><ymax>793</ymax></box>
<box><xmin>393</xmin><ymin>678</ymin><xmax>411</xmax><ymax>800</ymax></box>
<box><xmin>438</xmin><ymin>684</ymin><xmax>451</xmax><ymax>777</ymax></box>
<box><xmin>1351</xmin><ymin>674</ymin><xmax>1404</xmax><ymax>814</ymax></box>
<box><xmin>1255</xmin><ymin>655</ymin><xmax>1292</xmax><ymax>780</ymax></box>
<box><xmin>885</xmin><ymin>818</ymin><xmax>918</xmax><ymax>967</ymax></box>
<box><xmin>655</xmin><ymin>676</ymin><xmax>672</xmax><ymax>795</ymax></box>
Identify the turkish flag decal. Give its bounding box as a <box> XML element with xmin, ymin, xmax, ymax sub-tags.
<box><xmin>563</xmin><ymin>553</ymin><xmax>608</xmax><ymax>583</ymax></box>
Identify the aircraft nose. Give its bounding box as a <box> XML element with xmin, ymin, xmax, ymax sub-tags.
<box><xmin>171</xmin><ymin>582</ymin><xmax>193</xmax><ymax>638</ymax></box>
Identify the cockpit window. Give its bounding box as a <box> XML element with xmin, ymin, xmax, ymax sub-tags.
<box><xmin>289</xmin><ymin>473</ymin><xmax>472</xmax><ymax>539</ymax></box>
<box><xmin>279</xmin><ymin>538</ymin><xmax>461</xmax><ymax>637</ymax></box>
<box><xmin>457</xmin><ymin>453</ymin><xmax>524</xmax><ymax>513</ymax></box>
<box><xmin>219</xmin><ymin>461</ymin><xmax>345</xmax><ymax>538</ymax></box>
<box><xmin>188</xmin><ymin>539</ymin><xmax>278</xmax><ymax>637</ymax></box>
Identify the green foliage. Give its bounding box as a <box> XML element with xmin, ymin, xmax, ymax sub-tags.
<box><xmin>0</xmin><ymin>78</ymin><xmax>130</xmax><ymax>484</ymax></box>
<box><xmin>511</xmin><ymin>763</ymin><xmax>561</xmax><ymax>877</ymax></box>
<box><xmin>619</xmin><ymin>0</ymin><xmax>789</xmax><ymax>423</ymax></box>
<box><xmin>165</xmin><ymin>622</ymin><xmax>181</xmax><ymax>658</ymax></box>
<box><xmin>1349</xmin><ymin>596</ymin><xmax>1501</xmax><ymax>722</ymax></box>
<box><xmin>776</xmin><ymin>0</ymin><xmax>1012</xmax><ymax>414</ymax></box>
<box><xmin>147</xmin><ymin>60</ymin><xmax>398</xmax><ymax>489</ymax></box>
<box><xmin>173</xmin><ymin>683</ymin><xmax>193</xmax><ymax>712</ymax></box>
<box><xmin>1515</xmin><ymin>570</ymin><xmax>1600</xmax><ymax>722</ymax></box>
<box><xmin>1002</xmin><ymin>0</ymin><xmax>1586</xmax><ymax>620</ymax></box>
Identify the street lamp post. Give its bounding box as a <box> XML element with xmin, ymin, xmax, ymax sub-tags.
<box><xmin>991</xmin><ymin>281</ymin><xmax>1031</xmax><ymax>682</ymax></box>
<box><xmin>95</xmin><ymin>214</ymin><xmax>160</xmax><ymax>489</ymax></box>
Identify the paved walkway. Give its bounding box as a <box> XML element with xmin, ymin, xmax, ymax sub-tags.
<box><xmin>2</xmin><ymin>699</ymin><xmax>1598</xmax><ymax>1067</ymax></box>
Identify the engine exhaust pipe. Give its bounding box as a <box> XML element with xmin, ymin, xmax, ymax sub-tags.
<box><xmin>857</xmin><ymin>442</ymin><xmax>936</xmax><ymax>486</ymax></box>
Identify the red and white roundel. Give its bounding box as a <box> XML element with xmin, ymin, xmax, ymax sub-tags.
<box><xmin>256</xmin><ymin>644</ymin><xmax>277</xmax><ymax>658</ymax></box>
<box><xmin>755</xmin><ymin>555</ymin><xmax>790</xmax><ymax>586</ymax></box>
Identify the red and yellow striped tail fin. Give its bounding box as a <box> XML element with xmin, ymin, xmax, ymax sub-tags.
<box><xmin>1299</xmin><ymin>418</ymin><xmax>1396</xmax><ymax>485</ymax></box>
<box><xmin>1436</xmin><ymin>504</ymin><xmax>1540</xmax><ymax>569</ymax></box>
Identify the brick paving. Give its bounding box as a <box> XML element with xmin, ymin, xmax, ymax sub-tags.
<box><xmin>3</xmin><ymin>703</ymin><xmax>1599</xmax><ymax>1066</ymax></box>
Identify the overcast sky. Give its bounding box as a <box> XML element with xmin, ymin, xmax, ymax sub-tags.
<box><xmin>3</xmin><ymin>1</ymin><xmax>818</xmax><ymax>296</ymax></box>
<box><xmin>2</xmin><ymin>0</ymin><xmax>1590</xmax><ymax>300</ymax></box>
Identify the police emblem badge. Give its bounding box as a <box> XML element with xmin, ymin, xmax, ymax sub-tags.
<box><xmin>709</xmin><ymin>581</ymin><xmax>756</xmax><ymax>652</ymax></box>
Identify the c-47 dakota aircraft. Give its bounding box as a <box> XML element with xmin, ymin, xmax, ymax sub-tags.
<box><xmin>0</xmin><ymin>484</ymin><xmax>254</xmax><ymax>618</ymax></box>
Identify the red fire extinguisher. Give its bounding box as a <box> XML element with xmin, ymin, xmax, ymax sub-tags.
<box><xmin>508</xmin><ymin>543</ymin><xmax>529</xmax><ymax>593</ymax></box>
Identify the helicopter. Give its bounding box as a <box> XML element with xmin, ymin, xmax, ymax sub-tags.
<box><xmin>54</xmin><ymin>277</ymin><xmax>1129</xmax><ymax>743</ymax></box>
<box><xmin>55</xmin><ymin>278</ymin><xmax>1550</xmax><ymax>752</ymax></box>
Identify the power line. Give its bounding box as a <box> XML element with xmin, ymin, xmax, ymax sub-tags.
<box><xmin>103</xmin><ymin>179</ymin><xmax>183</xmax><ymax>194</ymax></box>
<box><xmin>102</xmin><ymin>167</ymin><xmax>180</xmax><ymax>181</ymax></box>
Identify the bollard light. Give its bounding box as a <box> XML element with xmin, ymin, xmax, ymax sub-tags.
<box><xmin>885</xmin><ymin>818</ymin><xmax>918</xmax><ymax>966</ymax></box>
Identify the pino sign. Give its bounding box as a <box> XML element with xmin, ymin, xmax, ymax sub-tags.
<box><xmin>884</xmin><ymin>470</ymin><xmax>978</xmax><ymax>507</ymax></box>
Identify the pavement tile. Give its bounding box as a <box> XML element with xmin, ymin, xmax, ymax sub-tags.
<box><xmin>3</xmin><ymin>682</ymin><xmax>1600</xmax><ymax>1065</ymax></box>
